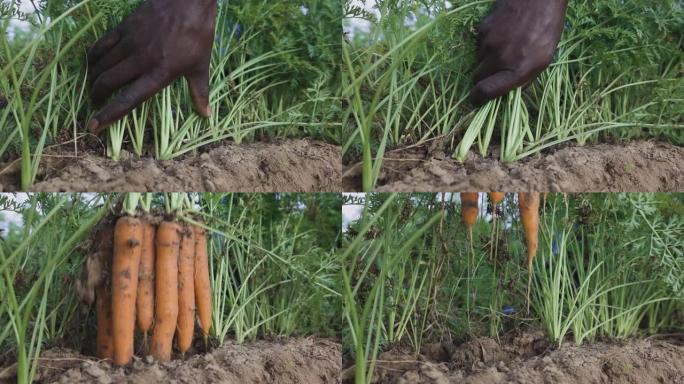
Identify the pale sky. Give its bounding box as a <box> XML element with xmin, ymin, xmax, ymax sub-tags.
<box><xmin>0</xmin><ymin>194</ymin><xmax>28</xmax><ymax>237</ymax></box>
<box><xmin>342</xmin><ymin>193</ymin><xmax>365</xmax><ymax>232</ymax></box>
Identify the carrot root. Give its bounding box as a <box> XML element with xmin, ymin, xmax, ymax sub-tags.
<box><xmin>177</xmin><ymin>224</ymin><xmax>196</xmax><ymax>355</ymax></box>
<box><xmin>193</xmin><ymin>224</ymin><xmax>212</xmax><ymax>348</ymax></box>
<box><xmin>112</xmin><ymin>216</ymin><xmax>143</xmax><ymax>366</ymax></box>
<box><xmin>150</xmin><ymin>221</ymin><xmax>181</xmax><ymax>362</ymax></box>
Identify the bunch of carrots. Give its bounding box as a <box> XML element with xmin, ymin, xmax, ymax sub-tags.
<box><xmin>95</xmin><ymin>215</ymin><xmax>212</xmax><ymax>366</ymax></box>
<box><xmin>460</xmin><ymin>192</ymin><xmax>540</xmax><ymax>310</ymax></box>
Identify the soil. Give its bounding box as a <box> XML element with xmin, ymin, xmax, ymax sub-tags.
<box><xmin>0</xmin><ymin>337</ymin><xmax>341</xmax><ymax>384</ymax></box>
<box><xmin>342</xmin><ymin>332</ymin><xmax>684</xmax><ymax>384</ymax></box>
<box><xmin>0</xmin><ymin>139</ymin><xmax>341</xmax><ymax>192</ymax></box>
<box><xmin>343</xmin><ymin>140</ymin><xmax>684</xmax><ymax>192</ymax></box>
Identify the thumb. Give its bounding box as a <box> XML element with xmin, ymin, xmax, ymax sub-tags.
<box><xmin>186</xmin><ymin>62</ymin><xmax>211</xmax><ymax>118</ymax></box>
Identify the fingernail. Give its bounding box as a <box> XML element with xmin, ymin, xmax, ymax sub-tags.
<box><xmin>87</xmin><ymin>119</ymin><xmax>99</xmax><ymax>133</ymax></box>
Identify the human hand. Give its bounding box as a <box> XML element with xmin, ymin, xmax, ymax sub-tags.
<box><xmin>470</xmin><ymin>0</ymin><xmax>568</xmax><ymax>106</ymax></box>
<box><xmin>87</xmin><ymin>0</ymin><xmax>217</xmax><ymax>134</ymax></box>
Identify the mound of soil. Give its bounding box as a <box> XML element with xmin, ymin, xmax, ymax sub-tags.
<box><xmin>0</xmin><ymin>139</ymin><xmax>341</xmax><ymax>192</ymax></box>
<box><xmin>343</xmin><ymin>140</ymin><xmax>684</xmax><ymax>192</ymax></box>
<box><xmin>0</xmin><ymin>337</ymin><xmax>340</xmax><ymax>384</ymax></box>
<box><xmin>345</xmin><ymin>332</ymin><xmax>684</xmax><ymax>384</ymax></box>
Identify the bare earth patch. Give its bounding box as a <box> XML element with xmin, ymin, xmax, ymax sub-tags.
<box><xmin>344</xmin><ymin>332</ymin><xmax>684</xmax><ymax>384</ymax></box>
<box><xmin>343</xmin><ymin>140</ymin><xmax>684</xmax><ymax>192</ymax></box>
<box><xmin>0</xmin><ymin>139</ymin><xmax>341</xmax><ymax>192</ymax></box>
<box><xmin>0</xmin><ymin>337</ymin><xmax>340</xmax><ymax>384</ymax></box>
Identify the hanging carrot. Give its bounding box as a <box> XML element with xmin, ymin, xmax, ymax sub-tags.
<box><xmin>488</xmin><ymin>192</ymin><xmax>505</xmax><ymax>262</ymax></box>
<box><xmin>193</xmin><ymin>224</ymin><xmax>212</xmax><ymax>347</ymax></box>
<box><xmin>489</xmin><ymin>192</ymin><xmax>505</xmax><ymax>207</ymax></box>
<box><xmin>177</xmin><ymin>224</ymin><xmax>196</xmax><ymax>356</ymax></box>
<box><xmin>150</xmin><ymin>221</ymin><xmax>181</xmax><ymax>362</ymax></box>
<box><xmin>136</xmin><ymin>218</ymin><xmax>156</xmax><ymax>349</ymax></box>
<box><xmin>518</xmin><ymin>192</ymin><xmax>540</xmax><ymax>312</ymax></box>
<box><xmin>111</xmin><ymin>216</ymin><xmax>143</xmax><ymax>366</ymax></box>
<box><xmin>461</xmin><ymin>192</ymin><xmax>479</xmax><ymax>327</ymax></box>
<box><xmin>461</xmin><ymin>193</ymin><xmax>479</xmax><ymax>234</ymax></box>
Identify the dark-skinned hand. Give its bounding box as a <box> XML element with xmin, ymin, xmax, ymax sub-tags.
<box><xmin>86</xmin><ymin>0</ymin><xmax>217</xmax><ymax>134</ymax></box>
<box><xmin>470</xmin><ymin>0</ymin><xmax>569</xmax><ymax>106</ymax></box>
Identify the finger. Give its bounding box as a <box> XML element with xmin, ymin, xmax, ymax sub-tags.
<box><xmin>87</xmin><ymin>29</ymin><xmax>121</xmax><ymax>66</ymax></box>
<box><xmin>469</xmin><ymin>70</ymin><xmax>521</xmax><ymax>107</ymax></box>
<box><xmin>186</xmin><ymin>61</ymin><xmax>211</xmax><ymax>118</ymax></box>
<box><xmin>473</xmin><ymin>56</ymin><xmax>498</xmax><ymax>83</ymax></box>
<box><xmin>88</xmin><ymin>42</ymin><xmax>129</xmax><ymax>86</ymax></box>
<box><xmin>91</xmin><ymin>58</ymin><xmax>142</xmax><ymax>105</ymax></box>
<box><xmin>88</xmin><ymin>73</ymin><xmax>165</xmax><ymax>134</ymax></box>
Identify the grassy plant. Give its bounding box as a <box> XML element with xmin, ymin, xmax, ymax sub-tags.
<box><xmin>342</xmin><ymin>192</ymin><xmax>684</xmax><ymax>383</ymax></box>
<box><xmin>343</xmin><ymin>1</ymin><xmax>684</xmax><ymax>190</ymax></box>
<box><xmin>1</xmin><ymin>0</ymin><xmax>341</xmax><ymax>189</ymax></box>
<box><xmin>342</xmin><ymin>194</ymin><xmax>445</xmax><ymax>384</ymax></box>
<box><xmin>1</xmin><ymin>1</ymin><xmax>102</xmax><ymax>189</ymax></box>
<box><xmin>0</xmin><ymin>192</ymin><xmax>342</xmax><ymax>382</ymax></box>
<box><xmin>0</xmin><ymin>194</ymin><xmax>108</xmax><ymax>384</ymax></box>
<box><xmin>530</xmin><ymin>194</ymin><xmax>678</xmax><ymax>346</ymax></box>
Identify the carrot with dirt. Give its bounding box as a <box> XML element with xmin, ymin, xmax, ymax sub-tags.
<box><xmin>193</xmin><ymin>224</ymin><xmax>212</xmax><ymax>347</ymax></box>
<box><xmin>111</xmin><ymin>216</ymin><xmax>143</xmax><ymax>366</ymax></box>
<box><xmin>151</xmin><ymin>221</ymin><xmax>181</xmax><ymax>361</ymax></box>
<box><xmin>96</xmin><ymin>284</ymin><xmax>114</xmax><ymax>360</ymax></box>
<box><xmin>136</xmin><ymin>218</ymin><xmax>156</xmax><ymax>350</ymax></box>
<box><xmin>91</xmin><ymin>223</ymin><xmax>115</xmax><ymax>361</ymax></box>
<box><xmin>518</xmin><ymin>192</ymin><xmax>540</xmax><ymax>312</ymax></box>
<box><xmin>177</xmin><ymin>224</ymin><xmax>196</xmax><ymax>356</ymax></box>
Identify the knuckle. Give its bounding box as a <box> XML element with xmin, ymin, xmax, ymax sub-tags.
<box><xmin>95</xmin><ymin>74</ymin><xmax>114</xmax><ymax>90</ymax></box>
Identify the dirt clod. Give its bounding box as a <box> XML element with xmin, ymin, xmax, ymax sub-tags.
<box><xmin>1</xmin><ymin>139</ymin><xmax>341</xmax><ymax>192</ymax></box>
<box><xmin>358</xmin><ymin>333</ymin><xmax>684</xmax><ymax>384</ymax></box>
<box><xmin>343</xmin><ymin>140</ymin><xmax>684</xmax><ymax>192</ymax></box>
<box><xmin>4</xmin><ymin>338</ymin><xmax>340</xmax><ymax>384</ymax></box>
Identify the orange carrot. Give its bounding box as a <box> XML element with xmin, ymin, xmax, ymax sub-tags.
<box><xmin>518</xmin><ymin>192</ymin><xmax>540</xmax><ymax>312</ymax></box>
<box><xmin>96</xmin><ymin>285</ymin><xmax>114</xmax><ymax>360</ymax></box>
<box><xmin>489</xmin><ymin>192</ymin><xmax>505</xmax><ymax>207</ymax></box>
<box><xmin>136</xmin><ymin>218</ymin><xmax>156</xmax><ymax>348</ymax></box>
<box><xmin>177</xmin><ymin>224</ymin><xmax>196</xmax><ymax>356</ymax></box>
<box><xmin>193</xmin><ymin>224</ymin><xmax>212</xmax><ymax>346</ymax></box>
<box><xmin>111</xmin><ymin>216</ymin><xmax>143</xmax><ymax>366</ymax></box>
<box><xmin>461</xmin><ymin>192</ymin><xmax>479</xmax><ymax>326</ymax></box>
<box><xmin>461</xmin><ymin>193</ymin><xmax>479</xmax><ymax>235</ymax></box>
<box><xmin>150</xmin><ymin>221</ymin><xmax>180</xmax><ymax>362</ymax></box>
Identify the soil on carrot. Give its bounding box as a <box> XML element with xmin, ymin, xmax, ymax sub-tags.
<box><xmin>342</xmin><ymin>331</ymin><xmax>684</xmax><ymax>384</ymax></box>
<box><xmin>343</xmin><ymin>140</ymin><xmax>684</xmax><ymax>192</ymax></box>
<box><xmin>0</xmin><ymin>337</ymin><xmax>341</xmax><ymax>384</ymax></box>
<box><xmin>0</xmin><ymin>139</ymin><xmax>341</xmax><ymax>192</ymax></box>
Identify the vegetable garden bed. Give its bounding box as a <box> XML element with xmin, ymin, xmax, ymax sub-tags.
<box><xmin>1</xmin><ymin>337</ymin><xmax>341</xmax><ymax>384</ymax></box>
<box><xmin>343</xmin><ymin>1</ymin><xmax>683</xmax><ymax>191</ymax></box>
<box><xmin>0</xmin><ymin>193</ymin><xmax>342</xmax><ymax>384</ymax></box>
<box><xmin>0</xmin><ymin>139</ymin><xmax>341</xmax><ymax>192</ymax></box>
<box><xmin>343</xmin><ymin>139</ymin><xmax>684</xmax><ymax>192</ymax></box>
<box><xmin>342</xmin><ymin>331</ymin><xmax>683</xmax><ymax>384</ymax></box>
<box><xmin>341</xmin><ymin>193</ymin><xmax>684</xmax><ymax>383</ymax></box>
<box><xmin>1</xmin><ymin>1</ymin><xmax>341</xmax><ymax>191</ymax></box>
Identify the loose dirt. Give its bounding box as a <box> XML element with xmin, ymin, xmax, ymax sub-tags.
<box><xmin>343</xmin><ymin>140</ymin><xmax>684</xmax><ymax>192</ymax></box>
<box><xmin>0</xmin><ymin>139</ymin><xmax>341</xmax><ymax>192</ymax></box>
<box><xmin>342</xmin><ymin>332</ymin><xmax>684</xmax><ymax>384</ymax></box>
<box><xmin>0</xmin><ymin>337</ymin><xmax>341</xmax><ymax>384</ymax></box>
